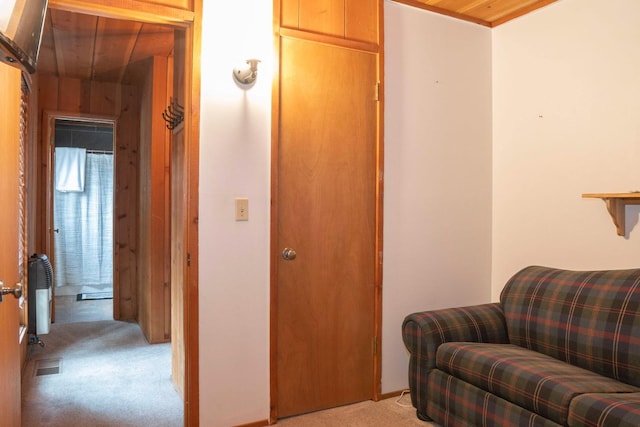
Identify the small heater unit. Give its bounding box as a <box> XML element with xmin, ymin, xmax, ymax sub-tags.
<box><xmin>28</xmin><ymin>253</ymin><xmax>53</xmax><ymax>339</ymax></box>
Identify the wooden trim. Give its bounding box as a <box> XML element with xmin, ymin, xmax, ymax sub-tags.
<box><xmin>232</xmin><ymin>420</ymin><xmax>269</xmax><ymax>427</ymax></box>
<box><xmin>390</xmin><ymin>0</ymin><xmax>557</xmax><ymax>28</ymax></box>
<box><xmin>279</xmin><ymin>27</ymin><xmax>378</xmax><ymax>53</ymax></box>
<box><xmin>390</xmin><ymin>0</ymin><xmax>491</xmax><ymax>27</ymax></box>
<box><xmin>48</xmin><ymin>0</ymin><xmax>195</xmax><ymax>26</ymax></box>
<box><xmin>490</xmin><ymin>0</ymin><xmax>557</xmax><ymax>27</ymax></box>
<box><xmin>372</xmin><ymin>0</ymin><xmax>384</xmax><ymax>403</ymax></box>
<box><xmin>183</xmin><ymin>0</ymin><xmax>202</xmax><ymax>423</ymax></box>
<box><xmin>380</xmin><ymin>389</ymin><xmax>409</xmax><ymax>400</ymax></box>
<box><xmin>268</xmin><ymin>1</ymin><xmax>281</xmax><ymax>419</ymax></box>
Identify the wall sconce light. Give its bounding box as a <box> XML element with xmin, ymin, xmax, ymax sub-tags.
<box><xmin>232</xmin><ymin>59</ymin><xmax>260</xmax><ymax>89</ymax></box>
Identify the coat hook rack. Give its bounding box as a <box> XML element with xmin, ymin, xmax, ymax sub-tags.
<box><xmin>162</xmin><ymin>98</ymin><xmax>184</xmax><ymax>130</ymax></box>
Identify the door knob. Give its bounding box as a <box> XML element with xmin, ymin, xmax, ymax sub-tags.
<box><xmin>0</xmin><ymin>282</ymin><xmax>22</xmax><ymax>302</ymax></box>
<box><xmin>282</xmin><ymin>248</ymin><xmax>297</xmax><ymax>261</ymax></box>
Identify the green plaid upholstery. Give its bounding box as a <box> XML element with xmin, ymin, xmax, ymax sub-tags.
<box><xmin>427</xmin><ymin>369</ymin><xmax>561</xmax><ymax>427</ymax></box>
<box><xmin>402</xmin><ymin>265</ymin><xmax>640</xmax><ymax>425</ymax></box>
<box><xmin>501</xmin><ymin>266</ymin><xmax>640</xmax><ymax>386</ymax></box>
<box><xmin>436</xmin><ymin>342</ymin><xmax>639</xmax><ymax>425</ymax></box>
<box><xmin>568</xmin><ymin>393</ymin><xmax>640</xmax><ymax>427</ymax></box>
<box><xmin>402</xmin><ymin>303</ymin><xmax>509</xmax><ymax>415</ymax></box>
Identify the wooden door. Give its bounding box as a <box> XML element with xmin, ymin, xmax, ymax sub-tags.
<box><xmin>275</xmin><ymin>36</ymin><xmax>378</xmax><ymax>418</ymax></box>
<box><xmin>0</xmin><ymin>64</ymin><xmax>23</xmax><ymax>427</ymax></box>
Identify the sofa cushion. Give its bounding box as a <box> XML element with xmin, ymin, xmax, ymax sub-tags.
<box><xmin>427</xmin><ymin>369</ymin><xmax>562</xmax><ymax>427</ymax></box>
<box><xmin>568</xmin><ymin>393</ymin><xmax>640</xmax><ymax>427</ymax></box>
<box><xmin>436</xmin><ymin>342</ymin><xmax>640</xmax><ymax>426</ymax></box>
<box><xmin>500</xmin><ymin>266</ymin><xmax>640</xmax><ymax>387</ymax></box>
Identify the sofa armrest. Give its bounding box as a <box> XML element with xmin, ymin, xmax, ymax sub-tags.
<box><xmin>402</xmin><ymin>303</ymin><xmax>509</xmax><ymax>414</ymax></box>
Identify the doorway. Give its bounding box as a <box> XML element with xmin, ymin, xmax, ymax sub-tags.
<box><xmin>36</xmin><ymin>2</ymin><xmax>200</xmax><ymax>424</ymax></box>
<box><xmin>52</xmin><ymin>119</ymin><xmax>114</xmax><ymax>323</ymax></box>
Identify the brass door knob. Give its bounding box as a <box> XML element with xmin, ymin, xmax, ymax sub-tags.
<box><xmin>282</xmin><ymin>248</ymin><xmax>297</xmax><ymax>261</ymax></box>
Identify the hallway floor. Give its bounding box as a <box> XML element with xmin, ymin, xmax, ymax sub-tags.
<box><xmin>53</xmin><ymin>294</ymin><xmax>112</xmax><ymax>324</ymax></box>
<box><xmin>21</xmin><ymin>298</ymin><xmax>183</xmax><ymax>426</ymax></box>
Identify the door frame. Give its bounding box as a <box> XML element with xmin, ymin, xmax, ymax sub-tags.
<box><xmin>269</xmin><ymin>28</ymin><xmax>384</xmax><ymax>423</ymax></box>
<box><xmin>45</xmin><ymin>1</ymin><xmax>201</xmax><ymax>425</ymax></box>
<box><xmin>44</xmin><ymin>112</ymin><xmax>117</xmax><ymax>322</ymax></box>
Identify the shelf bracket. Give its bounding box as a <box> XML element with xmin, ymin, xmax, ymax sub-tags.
<box><xmin>603</xmin><ymin>198</ymin><xmax>626</xmax><ymax>236</ymax></box>
<box><xmin>583</xmin><ymin>193</ymin><xmax>640</xmax><ymax>237</ymax></box>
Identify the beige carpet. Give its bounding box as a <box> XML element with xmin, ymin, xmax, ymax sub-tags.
<box><xmin>277</xmin><ymin>393</ymin><xmax>435</xmax><ymax>426</ymax></box>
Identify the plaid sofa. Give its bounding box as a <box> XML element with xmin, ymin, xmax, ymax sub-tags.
<box><xmin>402</xmin><ymin>266</ymin><xmax>640</xmax><ymax>426</ymax></box>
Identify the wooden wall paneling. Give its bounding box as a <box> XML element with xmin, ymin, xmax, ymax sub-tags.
<box><xmin>345</xmin><ymin>0</ymin><xmax>378</xmax><ymax>44</ymax></box>
<box><xmin>89</xmin><ymin>81</ymin><xmax>122</xmax><ymax>116</ymax></box>
<box><xmin>36</xmin><ymin>75</ymin><xmax>58</xmax><ymax>256</ymax></box>
<box><xmin>280</xmin><ymin>0</ymin><xmax>299</xmax><ymax>30</ymax></box>
<box><xmin>137</xmin><ymin>58</ymin><xmax>153</xmax><ymax>336</ymax></box>
<box><xmin>280</xmin><ymin>0</ymin><xmax>379</xmax><ymax>43</ymax></box>
<box><xmin>151</xmin><ymin>56</ymin><xmax>170</xmax><ymax>342</ymax></box>
<box><xmin>56</xmin><ymin>77</ymin><xmax>83</xmax><ymax>112</ymax></box>
<box><xmin>114</xmin><ymin>82</ymin><xmax>140</xmax><ymax>320</ymax></box>
<box><xmin>299</xmin><ymin>0</ymin><xmax>344</xmax><ymax>38</ymax></box>
<box><xmin>137</xmin><ymin>56</ymin><xmax>170</xmax><ymax>344</ymax></box>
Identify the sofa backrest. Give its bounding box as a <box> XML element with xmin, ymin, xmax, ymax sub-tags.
<box><xmin>500</xmin><ymin>265</ymin><xmax>640</xmax><ymax>387</ymax></box>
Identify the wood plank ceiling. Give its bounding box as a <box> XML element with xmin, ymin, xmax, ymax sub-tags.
<box><xmin>392</xmin><ymin>0</ymin><xmax>558</xmax><ymax>27</ymax></box>
<box><xmin>37</xmin><ymin>8</ymin><xmax>174</xmax><ymax>84</ymax></box>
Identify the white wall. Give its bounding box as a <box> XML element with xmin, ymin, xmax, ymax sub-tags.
<box><xmin>382</xmin><ymin>1</ymin><xmax>493</xmax><ymax>393</ymax></box>
<box><xmin>492</xmin><ymin>0</ymin><xmax>640</xmax><ymax>298</ymax></box>
<box><xmin>198</xmin><ymin>1</ymin><xmax>273</xmax><ymax>425</ymax></box>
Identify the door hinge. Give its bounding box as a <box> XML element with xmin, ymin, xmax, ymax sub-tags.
<box><xmin>374</xmin><ymin>82</ymin><xmax>380</xmax><ymax>102</ymax></box>
<box><xmin>187</xmin><ymin>252</ymin><xmax>191</xmax><ymax>267</ymax></box>
<box><xmin>373</xmin><ymin>336</ymin><xmax>378</xmax><ymax>355</ymax></box>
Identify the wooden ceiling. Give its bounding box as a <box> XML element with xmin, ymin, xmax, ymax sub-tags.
<box><xmin>392</xmin><ymin>0</ymin><xmax>558</xmax><ymax>27</ymax></box>
<box><xmin>37</xmin><ymin>8</ymin><xmax>174</xmax><ymax>84</ymax></box>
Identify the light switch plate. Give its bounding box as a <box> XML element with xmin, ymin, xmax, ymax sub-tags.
<box><xmin>235</xmin><ymin>198</ymin><xmax>249</xmax><ymax>221</ymax></box>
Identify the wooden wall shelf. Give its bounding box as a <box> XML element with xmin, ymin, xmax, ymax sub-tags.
<box><xmin>582</xmin><ymin>193</ymin><xmax>640</xmax><ymax>236</ymax></box>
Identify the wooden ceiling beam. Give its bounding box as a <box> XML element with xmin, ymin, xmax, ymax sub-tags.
<box><xmin>48</xmin><ymin>0</ymin><xmax>194</xmax><ymax>27</ymax></box>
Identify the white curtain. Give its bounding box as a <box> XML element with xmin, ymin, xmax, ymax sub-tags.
<box><xmin>54</xmin><ymin>152</ymin><xmax>114</xmax><ymax>287</ymax></box>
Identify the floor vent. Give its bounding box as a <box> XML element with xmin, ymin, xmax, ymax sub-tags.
<box><xmin>35</xmin><ymin>358</ymin><xmax>62</xmax><ymax>377</ymax></box>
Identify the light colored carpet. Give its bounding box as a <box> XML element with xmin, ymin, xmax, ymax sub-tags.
<box><xmin>277</xmin><ymin>392</ymin><xmax>435</xmax><ymax>426</ymax></box>
<box><xmin>22</xmin><ymin>320</ymin><xmax>183</xmax><ymax>427</ymax></box>
<box><xmin>53</xmin><ymin>294</ymin><xmax>112</xmax><ymax>324</ymax></box>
